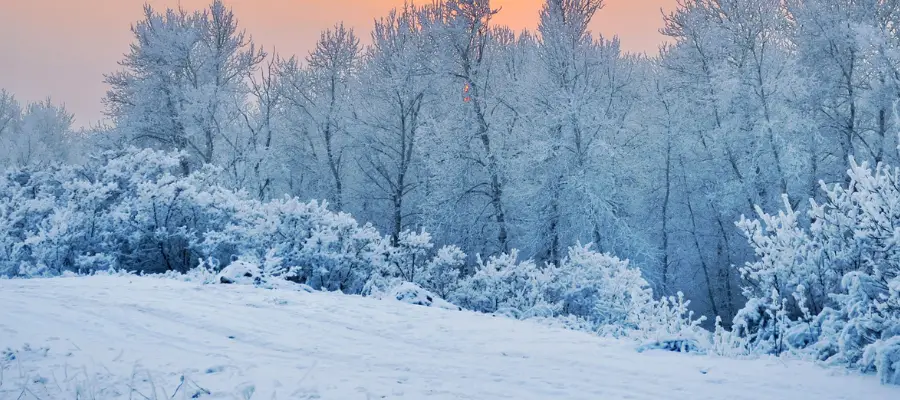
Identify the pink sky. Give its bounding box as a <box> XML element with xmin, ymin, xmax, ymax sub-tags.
<box><xmin>0</xmin><ymin>0</ymin><xmax>674</xmax><ymax>127</ymax></box>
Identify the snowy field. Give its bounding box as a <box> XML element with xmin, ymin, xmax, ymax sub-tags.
<box><xmin>1</xmin><ymin>276</ymin><xmax>897</xmax><ymax>400</ymax></box>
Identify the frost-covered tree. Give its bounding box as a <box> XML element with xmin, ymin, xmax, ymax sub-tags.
<box><xmin>658</xmin><ymin>0</ymin><xmax>811</xmax><ymax>319</ymax></box>
<box><xmin>236</xmin><ymin>56</ymin><xmax>286</xmax><ymax>200</ymax></box>
<box><xmin>535</xmin><ymin>0</ymin><xmax>603</xmax><ymax>264</ymax></box>
<box><xmin>534</xmin><ymin>0</ymin><xmax>648</xmax><ymax>265</ymax></box>
<box><xmin>420</xmin><ymin>0</ymin><xmax>513</xmax><ymax>254</ymax></box>
<box><xmin>0</xmin><ymin>94</ymin><xmax>76</xmax><ymax>167</ymax></box>
<box><xmin>790</xmin><ymin>0</ymin><xmax>900</xmax><ymax>183</ymax></box>
<box><xmin>104</xmin><ymin>0</ymin><xmax>264</xmax><ymax>174</ymax></box>
<box><xmin>0</xmin><ymin>90</ymin><xmax>19</xmax><ymax>144</ymax></box>
<box><xmin>353</xmin><ymin>4</ymin><xmax>433</xmax><ymax>243</ymax></box>
<box><xmin>280</xmin><ymin>23</ymin><xmax>360</xmax><ymax>209</ymax></box>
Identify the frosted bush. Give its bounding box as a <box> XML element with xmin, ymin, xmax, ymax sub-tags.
<box><xmin>863</xmin><ymin>336</ymin><xmax>900</xmax><ymax>385</ymax></box>
<box><xmin>0</xmin><ymin>148</ymin><xmax>396</xmax><ymax>295</ymax></box>
<box><xmin>555</xmin><ymin>243</ymin><xmax>654</xmax><ymax>333</ymax></box>
<box><xmin>632</xmin><ymin>291</ymin><xmax>708</xmax><ymax>344</ymax></box>
<box><xmin>449</xmin><ymin>243</ymin><xmax>690</xmax><ymax>338</ymax></box>
<box><xmin>419</xmin><ymin>245</ymin><xmax>466</xmax><ymax>298</ymax></box>
<box><xmin>732</xmin><ymin>158</ymin><xmax>900</xmax><ymax>382</ymax></box>
<box><xmin>203</xmin><ymin>197</ymin><xmax>390</xmax><ymax>294</ymax></box>
<box><xmin>387</xmin><ymin>230</ymin><xmax>434</xmax><ymax>283</ymax></box>
<box><xmin>451</xmin><ymin>250</ymin><xmax>555</xmax><ymax>315</ymax></box>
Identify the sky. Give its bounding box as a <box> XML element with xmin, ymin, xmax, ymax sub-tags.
<box><xmin>0</xmin><ymin>0</ymin><xmax>674</xmax><ymax>128</ymax></box>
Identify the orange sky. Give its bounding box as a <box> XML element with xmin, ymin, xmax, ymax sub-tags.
<box><xmin>0</xmin><ymin>0</ymin><xmax>674</xmax><ymax>127</ymax></box>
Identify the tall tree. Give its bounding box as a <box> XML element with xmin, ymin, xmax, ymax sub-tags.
<box><xmin>0</xmin><ymin>96</ymin><xmax>75</xmax><ymax>167</ymax></box>
<box><xmin>354</xmin><ymin>5</ymin><xmax>433</xmax><ymax>243</ymax></box>
<box><xmin>280</xmin><ymin>23</ymin><xmax>360</xmax><ymax>210</ymax></box>
<box><xmin>104</xmin><ymin>0</ymin><xmax>264</xmax><ymax>174</ymax></box>
<box><xmin>422</xmin><ymin>0</ymin><xmax>514</xmax><ymax>254</ymax></box>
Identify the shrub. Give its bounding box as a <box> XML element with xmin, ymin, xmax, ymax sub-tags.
<box><xmin>731</xmin><ymin>158</ymin><xmax>900</xmax><ymax>382</ymax></box>
<box><xmin>0</xmin><ymin>148</ymin><xmax>391</xmax><ymax>295</ymax></box>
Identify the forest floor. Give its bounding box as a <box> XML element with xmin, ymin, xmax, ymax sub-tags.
<box><xmin>1</xmin><ymin>276</ymin><xmax>897</xmax><ymax>399</ymax></box>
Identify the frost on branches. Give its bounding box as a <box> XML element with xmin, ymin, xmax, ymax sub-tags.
<box><xmin>0</xmin><ymin>148</ymin><xmax>389</xmax><ymax>295</ymax></box>
<box><xmin>449</xmin><ymin>243</ymin><xmax>704</xmax><ymax>341</ymax></box>
<box><xmin>0</xmin><ymin>150</ymin><xmax>701</xmax><ymax>345</ymax></box>
<box><xmin>732</xmin><ymin>158</ymin><xmax>900</xmax><ymax>383</ymax></box>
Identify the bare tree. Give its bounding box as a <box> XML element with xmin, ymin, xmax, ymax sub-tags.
<box><xmin>280</xmin><ymin>23</ymin><xmax>360</xmax><ymax>210</ymax></box>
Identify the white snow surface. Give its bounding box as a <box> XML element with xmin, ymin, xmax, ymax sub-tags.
<box><xmin>1</xmin><ymin>276</ymin><xmax>897</xmax><ymax>399</ymax></box>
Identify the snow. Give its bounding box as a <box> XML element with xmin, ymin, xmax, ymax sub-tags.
<box><xmin>216</xmin><ymin>260</ymin><xmax>262</xmax><ymax>285</ymax></box>
<box><xmin>373</xmin><ymin>281</ymin><xmax>461</xmax><ymax>311</ymax></box>
<box><xmin>1</xmin><ymin>276</ymin><xmax>897</xmax><ymax>399</ymax></box>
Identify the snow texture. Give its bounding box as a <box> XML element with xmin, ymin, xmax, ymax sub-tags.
<box><xmin>383</xmin><ymin>281</ymin><xmax>461</xmax><ymax>311</ymax></box>
<box><xmin>217</xmin><ymin>260</ymin><xmax>262</xmax><ymax>285</ymax></box>
<box><xmin>1</xmin><ymin>275</ymin><xmax>897</xmax><ymax>399</ymax></box>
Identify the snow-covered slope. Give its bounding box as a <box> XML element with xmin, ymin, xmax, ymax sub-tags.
<box><xmin>0</xmin><ymin>276</ymin><xmax>896</xmax><ymax>399</ymax></box>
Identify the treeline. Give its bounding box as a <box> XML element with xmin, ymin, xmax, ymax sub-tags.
<box><xmin>1</xmin><ymin>0</ymin><xmax>900</xmax><ymax>353</ymax></box>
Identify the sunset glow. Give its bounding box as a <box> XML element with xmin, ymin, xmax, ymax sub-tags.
<box><xmin>0</xmin><ymin>0</ymin><xmax>673</xmax><ymax>126</ymax></box>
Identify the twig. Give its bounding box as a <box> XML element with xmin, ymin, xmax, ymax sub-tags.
<box><xmin>129</xmin><ymin>386</ymin><xmax>152</xmax><ymax>400</ymax></box>
<box><xmin>147</xmin><ymin>371</ymin><xmax>158</xmax><ymax>400</ymax></box>
<box><xmin>50</xmin><ymin>371</ymin><xmax>63</xmax><ymax>393</ymax></box>
<box><xmin>24</xmin><ymin>386</ymin><xmax>42</xmax><ymax>400</ymax></box>
<box><xmin>298</xmin><ymin>361</ymin><xmax>317</xmax><ymax>385</ymax></box>
<box><xmin>184</xmin><ymin>376</ymin><xmax>210</xmax><ymax>397</ymax></box>
<box><xmin>170</xmin><ymin>375</ymin><xmax>185</xmax><ymax>399</ymax></box>
<box><xmin>128</xmin><ymin>368</ymin><xmax>135</xmax><ymax>400</ymax></box>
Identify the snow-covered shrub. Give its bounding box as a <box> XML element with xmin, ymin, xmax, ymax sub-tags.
<box><xmin>419</xmin><ymin>245</ymin><xmax>466</xmax><ymax>298</ymax></box>
<box><xmin>712</xmin><ymin>316</ymin><xmax>742</xmax><ymax>356</ymax></box>
<box><xmin>365</xmin><ymin>239</ymin><xmax>466</xmax><ymax>304</ymax></box>
<box><xmin>827</xmin><ymin>272</ymin><xmax>892</xmax><ymax>367</ymax></box>
<box><xmin>449</xmin><ymin>243</ymin><xmax>688</xmax><ymax>338</ymax></box>
<box><xmin>0</xmin><ymin>148</ymin><xmax>249</xmax><ymax>275</ymax></box>
<box><xmin>103</xmin><ymin>154</ymin><xmax>236</xmax><ymax>274</ymax></box>
<box><xmin>203</xmin><ymin>197</ymin><xmax>390</xmax><ymax>294</ymax></box>
<box><xmin>387</xmin><ymin>230</ymin><xmax>434</xmax><ymax>283</ymax></box>
<box><xmin>728</xmin><ymin>290</ymin><xmax>794</xmax><ymax>355</ymax></box>
<box><xmin>732</xmin><ymin>158</ymin><xmax>900</xmax><ymax>382</ymax></box>
<box><xmin>863</xmin><ymin>336</ymin><xmax>900</xmax><ymax>385</ymax></box>
<box><xmin>713</xmin><ymin>286</ymin><xmax>816</xmax><ymax>357</ymax></box>
<box><xmin>632</xmin><ymin>291</ymin><xmax>708</xmax><ymax>345</ymax></box>
<box><xmin>0</xmin><ymin>147</ymin><xmax>393</xmax><ymax>294</ymax></box>
<box><xmin>451</xmin><ymin>250</ymin><xmax>558</xmax><ymax>318</ymax></box>
<box><xmin>553</xmin><ymin>243</ymin><xmax>655</xmax><ymax>334</ymax></box>
<box><xmin>737</xmin><ymin>195</ymin><xmax>824</xmax><ymax>315</ymax></box>
<box><xmin>0</xmin><ymin>166</ymin><xmax>74</xmax><ymax>276</ymax></box>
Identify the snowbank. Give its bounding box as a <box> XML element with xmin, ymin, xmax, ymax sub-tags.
<box><xmin>1</xmin><ymin>276</ymin><xmax>896</xmax><ymax>399</ymax></box>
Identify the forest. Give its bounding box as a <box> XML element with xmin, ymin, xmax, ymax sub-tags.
<box><xmin>2</xmin><ymin>0</ymin><xmax>900</xmax><ymax>384</ymax></box>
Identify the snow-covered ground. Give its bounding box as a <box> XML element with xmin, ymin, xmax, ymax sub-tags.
<box><xmin>1</xmin><ymin>276</ymin><xmax>897</xmax><ymax>399</ymax></box>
